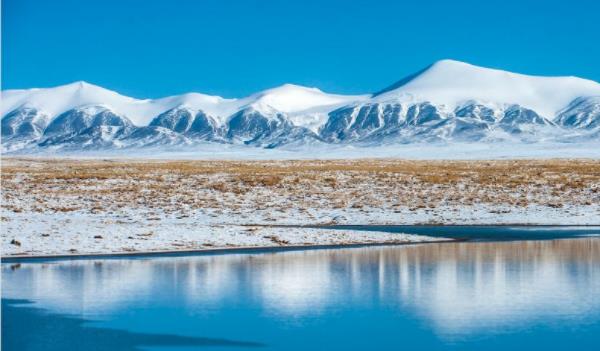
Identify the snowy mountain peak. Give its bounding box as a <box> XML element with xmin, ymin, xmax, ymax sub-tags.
<box><xmin>428</xmin><ymin>59</ymin><xmax>485</xmax><ymax>72</ymax></box>
<box><xmin>247</xmin><ymin>83</ymin><xmax>366</xmax><ymax>114</ymax></box>
<box><xmin>374</xmin><ymin>60</ymin><xmax>600</xmax><ymax>118</ymax></box>
<box><xmin>66</xmin><ymin>80</ymin><xmax>96</xmax><ymax>89</ymax></box>
<box><xmin>44</xmin><ymin>81</ymin><xmax>126</xmax><ymax>100</ymax></box>
<box><xmin>261</xmin><ymin>83</ymin><xmax>322</xmax><ymax>93</ymax></box>
<box><xmin>1</xmin><ymin>81</ymin><xmax>138</xmax><ymax>122</ymax></box>
<box><xmin>372</xmin><ymin>60</ymin><xmax>470</xmax><ymax>97</ymax></box>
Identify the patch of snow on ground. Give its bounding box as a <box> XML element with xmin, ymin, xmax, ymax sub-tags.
<box><xmin>1</xmin><ymin>212</ymin><xmax>444</xmax><ymax>257</ymax></box>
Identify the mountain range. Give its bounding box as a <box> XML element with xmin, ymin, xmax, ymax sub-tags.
<box><xmin>2</xmin><ymin>59</ymin><xmax>600</xmax><ymax>153</ymax></box>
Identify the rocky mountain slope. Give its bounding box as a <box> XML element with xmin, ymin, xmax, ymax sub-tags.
<box><xmin>2</xmin><ymin>60</ymin><xmax>600</xmax><ymax>153</ymax></box>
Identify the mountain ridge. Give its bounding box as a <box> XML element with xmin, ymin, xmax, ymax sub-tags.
<box><xmin>3</xmin><ymin>60</ymin><xmax>600</xmax><ymax>153</ymax></box>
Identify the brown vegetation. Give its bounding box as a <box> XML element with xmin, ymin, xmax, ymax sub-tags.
<box><xmin>1</xmin><ymin>158</ymin><xmax>599</xmax><ymax>222</ymax></box>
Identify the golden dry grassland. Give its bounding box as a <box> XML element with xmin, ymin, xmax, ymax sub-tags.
<box><xmin>2</xmin><ymin>158</ymin><xmax>599</xmax><ymax>223</ymax></box>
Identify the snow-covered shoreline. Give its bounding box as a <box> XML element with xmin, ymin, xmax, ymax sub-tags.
<box><xmin>2</xmin><ymin>205</ymin><xmax>597</xmax><ymax>258</ymax></box>
<box><xmin>1</xmin><ymin>212</ymin><xmax>446</xmax><ymax>257</ymax></box>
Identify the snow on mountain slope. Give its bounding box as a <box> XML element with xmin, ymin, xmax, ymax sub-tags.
<box><xmin>1</xmin><ymin>82</ymin><xmax>364</xmax><ymax>129</ymax></box>
<box><xmin>245</xmin><ymin>84</ymin><xmax>366</xmax><ymax>114</ymax></box>
<box><xmin>0</xmin><ymin>81</ymin><xmax>236</xmax><ymax>126</ymax></box>
<box><xmin>1</xmin><ymin>107</ymin><xmax>49</xmax><ymax>139</ymax></box>
<box><xmin>220</xmin><ymin>84</ymin><xmax>366</xmax><ymax>133</ymax></box>
<box><xmin>2</xmin><ymin>59</ymin><xmax>600</xmax><ymax>153</ymax></box>
<box><xmin>150</xmin><ymin>93</ymin><xmax>239</xmax><ymax>125</ymax></box>
<box><xmin>374</xmin><ymin>60</ymin><xmax>600</xmax><ymax>118</ymax></box>
<box><xmin>556</xmin><ymin>96</ymin><xmax>600</xmax><ymax>129</ymax></box>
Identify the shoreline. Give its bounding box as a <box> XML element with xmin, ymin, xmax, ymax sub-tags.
<box><xmin>1</xmin><ymin>224</ymin><xmax>449</xmax><ymax>259</ymax></box>
<box><xmin>3</xmin><ymin>223</ymin><xmax>599</xmax><ymax>260</ymax></box>
<box><xmin>239</xmin><ymin>223</ymin><xmax>600</xmax><ymax>228</ymax></box>
<box><xmin>1</xmin><ymin>238</ymin><xmax>461</xmax><ymax>262</ymax></box>
<box><xmin>5</xmin><ymin>221</ymin><xmax>600</xmax><ymax>261</ymax></box>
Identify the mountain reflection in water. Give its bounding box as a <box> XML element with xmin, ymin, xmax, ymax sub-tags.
<box><xmin>3</xmin><ymin>239</ymin><xmax>600</xmax><ymax>350</ymax></box>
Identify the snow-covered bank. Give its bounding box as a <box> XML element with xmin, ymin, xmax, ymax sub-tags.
<box><xmin>2</xmin><ymin>201</ymin><xmax>597</xmax><ymax>257</ymax></box>
<box><xmin>0</xmin><ymin>212</ymin><xmax>444</xmax><ymax>257</ymax></box>
<box><xmin>2</xmin><ymin>158</ymin><xmax>598</xmax><ymax>257</ymax></box>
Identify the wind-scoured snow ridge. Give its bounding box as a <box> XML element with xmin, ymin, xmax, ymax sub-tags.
<box><xmin>2</xmin><ymin>59</ymin><xmax>600</xmax><ymax>154</ymax></box>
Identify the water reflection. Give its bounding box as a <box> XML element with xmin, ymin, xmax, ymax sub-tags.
<box><xmin>2</xmin><ymin>299</ymin><xmax>264</xmax><ymax>351</ymax></box>
<box><xmin>3</xmin><ymin>239</ymin><xmax>600</xmax><ymax>348</ymax></box>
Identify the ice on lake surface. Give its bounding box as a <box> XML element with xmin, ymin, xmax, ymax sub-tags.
<box><xmin>3</xmin><ymin>236</ymin><xmax>600</xmax><ymax>350</ymax></box>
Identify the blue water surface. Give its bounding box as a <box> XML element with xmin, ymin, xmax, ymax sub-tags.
<box><xmin>2</xmin><ymin>228</ymin><xmax>600</xmax><ymax>351</ymax></box>
<box><xmin>325</xmin><ymin>225</ymin><xmax>600</xmax><ymax>241</ymax></box>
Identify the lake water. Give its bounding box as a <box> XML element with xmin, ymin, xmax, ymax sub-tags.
<box><xmin>325</xmin><ymin>225</ymin><xmax>600</xmax><ymax>241</ymax></box>
<box><xmin>3</xmin><ymin>229</ymin><xmax>600</xmax><ymax>350</ymax></box>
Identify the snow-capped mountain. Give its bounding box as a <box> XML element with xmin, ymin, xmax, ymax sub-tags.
<box><xmin>321</xmin><ymin>60</ymin><xmax>600</xmax><ymax>144</ymax></box>
<box><xmin>2</xmin><ymin>60</ymin><xmax>600</xmax><ymax>153</ymax></box>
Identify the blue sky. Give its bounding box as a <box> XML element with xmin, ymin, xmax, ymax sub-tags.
<box><xmin>2</xmin><ymin>0</ymin><xmax>599</xmax><ymax>98</ymax></box>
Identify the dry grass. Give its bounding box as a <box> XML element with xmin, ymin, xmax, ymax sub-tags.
<box><xmin>1</xmin><ymin>158</ymin><xmax>599</xmax><ymax>220</ymax></box>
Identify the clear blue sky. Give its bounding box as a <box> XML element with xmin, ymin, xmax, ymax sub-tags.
<box><xmin>2</xmin><ymin>0</ymin><xmax>599</xmax><ymax>98</ymax></box>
